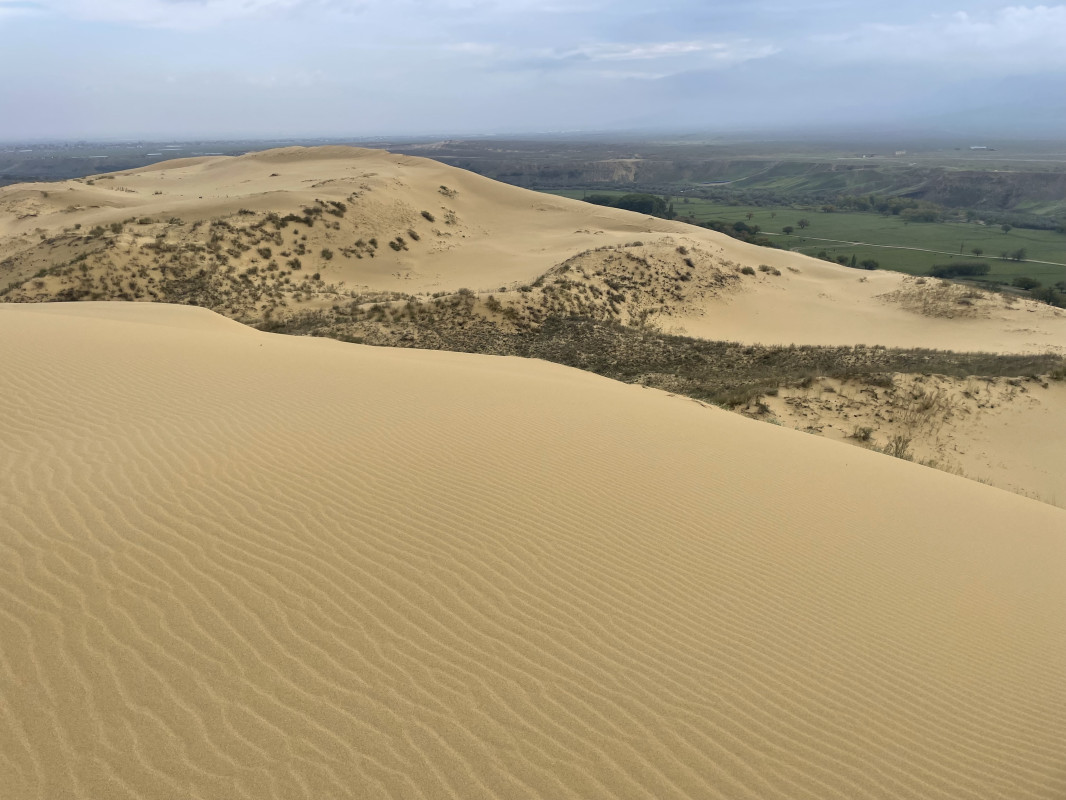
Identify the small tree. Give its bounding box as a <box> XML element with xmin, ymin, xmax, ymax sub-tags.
<box><xmin>1001</xmin><ymin>224</ymin><xmax>1012</xmax><ymax>234</ymax></box>
<box><xmin>971</xmin><ymin>247</ymin><xmax>983</xmax><ymax>256</ymax></box>
<box><xmin>1013</xmin><ymin>276</ymin><xmax>1040</xmax><ymax>290</ymax></box>
<box><xmin>782</xmin><ymin>226</ymin><xmax>794</xmax><ymax>235</ymax></box>
<box><xmin>797</xmin><ymin>218</ymin><xmax>810</xmax><ymax>230</ymax></box>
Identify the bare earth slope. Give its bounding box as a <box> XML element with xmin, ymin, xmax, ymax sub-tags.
<box><xmin>2</xmin><ymin>302</ymin><xmax>1065</xmax><ymax>800</ymax></box>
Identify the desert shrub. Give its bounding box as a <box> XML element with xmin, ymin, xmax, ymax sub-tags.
<box><xmin>884</xmin><ymin>435</ymin><xmax>912</xmax><ymax>460</ymax></box>
<box><xmin>407</xmin><ymin>229</ymin><xmax>420</xmax><ymax>241</ymax></box>
<box><xmin>851</xmin><ymin>426</ymin><xmax>874</xmax><ymax>442</ymax></box>
<box><xmin>109</xmin><ymin>222</ymin><xmax>123</xmax><ymax>234</ymax></box>
<box><xmin>287</xmin><ymin>257</ymin><xmax>302</xmax><ymax>270</ymax></box>
<box><xmin>740</xmin><ymin>266</ymin><xmax>756</xmax><ymax>276</ymax></box>
<box><xmin>321</xmin><ymin>248</ymin><xmax>333</xmax><ymax>260</ymax></box>
<box><xmin>257</xmin><ymin>247</ymin><xmax>272</xmax><ymax>259</ymax></box>
<box><xmin>421</xmin><ymin>210</ymin><xmax>435</xmax><ymax>222</ymax></box>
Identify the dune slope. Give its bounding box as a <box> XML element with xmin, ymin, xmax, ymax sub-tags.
<box><xmin>2</xmin><ymin>146</ymin><xmax>1064</xmax><ymax>354</ymax></box>
<box><xmin>1</xmin><ymin>302</ymin><xmax>1064</xmax><ymax>800</ymax></box>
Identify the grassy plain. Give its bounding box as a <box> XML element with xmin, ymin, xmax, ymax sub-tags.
<box><xmin>548</xmin><ymin>189</ymin><xmax>1066</xmax><ymax>285</ymax></box>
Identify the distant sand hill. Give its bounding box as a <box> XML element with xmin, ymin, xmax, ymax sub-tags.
<box><xmin>2</xmin><ymin>145</ymin><xmax>1063</xmax><ymax>352</ymax></box>
<box><xmin>1</xmin><ymin>301</ymin><xmax>1064</xmax><ymax>800</ymax></box>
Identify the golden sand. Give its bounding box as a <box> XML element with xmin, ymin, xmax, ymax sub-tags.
<box><xmin>1</xmin><ymin>302</ymin><xmax>1064</xmax><ymax>800</ymax></box>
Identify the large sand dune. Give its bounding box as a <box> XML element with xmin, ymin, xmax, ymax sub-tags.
<box><xmin>3</xmin><ymin>146</ymin><xmax>1064</xmax><ymax>354</ymax></box>
<box><xmin>2</xmin><ymin>146</ymin><xmax>1065</xmax><ymax>504</ymax></box>
<box><xmin>2</xmin><ymin>302</ymin><xmax>1064</xmax><ymax>800</ymax></box>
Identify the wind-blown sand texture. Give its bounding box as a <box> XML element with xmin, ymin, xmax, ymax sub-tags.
<box><xmin>2</xmin><ymin>302</ymin><xmax>1064</xmax><ymax>800</ymax></box>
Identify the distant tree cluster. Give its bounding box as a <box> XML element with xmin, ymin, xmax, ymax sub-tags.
<box><xmin>1011</xmin><ymin>277</ymin><xmax>1066</xmax><ymax>308</ymax></box>
<box><xmin>692</xmin><ymin>219</ymin><xmax>779</xmax><ymax>249</ymax></box>
<box><xmin>929</xmin><ymin>262</ymin><xmax>990</xmax><ymax>279</ymax></box>
<box><xmin>584</xmin><ymin>193</ymin><xmax>675</xmax><ymax>219</ymax></box>
<box><xmin>837</xmin><ymin>194</ymin><xmax>940</xmax><ymax>220</ymax></box>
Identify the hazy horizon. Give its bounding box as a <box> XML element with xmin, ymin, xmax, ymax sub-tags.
<box><xmin>1</xmin><ymin>1</ymin><xmax>1064</xmax><ymax>141</ymax></box>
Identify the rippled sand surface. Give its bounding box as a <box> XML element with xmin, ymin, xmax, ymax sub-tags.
<box><xmin>2</xmin><ymin>302</ymin><xmax>1064</xmax><ymax>800</ymax></box>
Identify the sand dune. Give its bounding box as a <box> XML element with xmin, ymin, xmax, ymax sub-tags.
<box><xmin>3</xmin><ymin>146</ymin><xmax>1064</xmax><ymax>354</ymax></box>
<box><xmin>664</xmin><ymin>258</ymin><xmax>1066</xmax><ymax>355</ymax></box>
<box><xmin>753</xmin><ymin>373</ymin><xmax>1066</xmax><ymax>508</ymax></box>
<box><xmin>2</xmin><ymin>302</ymin><xmax>1064</xmax><ymax>800</ymax></box>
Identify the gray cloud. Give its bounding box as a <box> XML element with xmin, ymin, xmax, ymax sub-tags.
<box><xmin>1</xmin><ymin>1</ymin><xmax>1062</xmax><ymax>138</ymax></box>
<box><xmin>810</xmin><ymin>5</ymin><xmax>1066</xmax><ymax>72</ymax></box>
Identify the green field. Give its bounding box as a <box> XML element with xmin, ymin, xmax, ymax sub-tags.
<box><xmin>547</xmin><ymin>190</ymin><xmax>1066</xmax><ymax>286</ymax></box>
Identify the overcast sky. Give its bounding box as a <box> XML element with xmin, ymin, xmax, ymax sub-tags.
<box><xmin>1</xmin><ymin>0</ymin><xmax>1063</xmax><ymax>140</ymax></box>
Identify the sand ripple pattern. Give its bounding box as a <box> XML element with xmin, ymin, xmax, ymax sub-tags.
<box><xmin>1</xmin><ymin>303</ymin><xmax>1065</xmax><ymax>800</ymax></box>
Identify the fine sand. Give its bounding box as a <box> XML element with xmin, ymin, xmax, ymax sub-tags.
<box><xmin>754</xmin><ymin>374</ymin><xmax>1066</xmax><ymax>508</ymax></box>
<box><xmin>2</xmin><ymin>301</ymin><xmax>1064</xmax><ymax>800</ymax></box>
